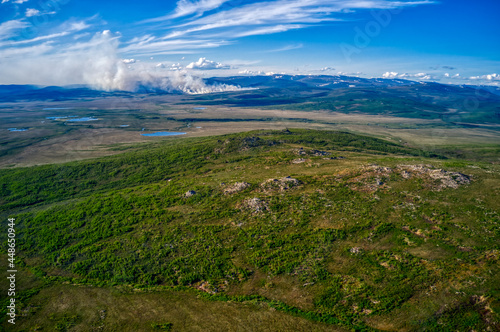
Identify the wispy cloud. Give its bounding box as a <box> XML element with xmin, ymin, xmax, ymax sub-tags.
<box><xmin>0</xmin><ymin>42</ymin><xmax>53</xmax><ymax>58</ymax></box>
<box><xmin>141</xmin><ymin>0</ymin><xmax>231</xmax><ymax>23</ymax></box>
<box><xmin>235</xmin><ymin>25</ymin><xmax>305</xmax><ymax>38</ymax></box>
<box><xmin>2</xmin><ymin>0</ymin><xmax>30</xmax><ymax>4</ymax></box>
<box><xmin>170</xmin><ymin>0</ymin><xmax>231</xmax><ymax>19</ymax></box>
<box><xmin>128</xmin><ymin>0</ymin><xmax>436</xmax><ymax>58</ymax></box>
<box><xmin>0</xmin><ymin>19</ymin><xmax>91</xmax><ymax>48</ymax></box>
<box><xmin>26</xmin><ymin>8</ymin><xmax>57</xmax><ymax>17</ymax></box>
<box><xmin>0</xmin><ymin>19</ymin><xmax>29</xmax><ymax>41</ymax></box>
<box><xmin>120</xmin><ymin>38</ymin><xmax>231</xmax><ymax>56</ymax></box>
<box><xmin>261</xmin><ymin>43</ymin><xmax>304</xmax><ymax>53</ymax></box>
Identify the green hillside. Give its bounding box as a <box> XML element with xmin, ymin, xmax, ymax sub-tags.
<box><xmin>1</xmin><ymin>129</ymin><xmax>499</xmax><ymax>331</ymax></box>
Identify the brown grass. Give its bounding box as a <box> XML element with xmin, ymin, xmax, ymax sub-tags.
<box><xmin>11</xmin><ymin>284</ymin><xmax>345</xmax><ymax>332</ymax></box>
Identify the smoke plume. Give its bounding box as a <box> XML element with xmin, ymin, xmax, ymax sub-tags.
<box><xmin>0</xmin><ymin>30</ymin><xmax>241</xmax><ymax>94</ymax></box>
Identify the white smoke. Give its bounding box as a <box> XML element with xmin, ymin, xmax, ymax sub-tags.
<box><xmin>80</xmin><ymin>31</ymin><xmax>240</xmax><ymax>93</ymax></box>
<box><xmin>0</xmin><ymin>30</ymin><xmax>241</xmax><ymax>94</ymax></box>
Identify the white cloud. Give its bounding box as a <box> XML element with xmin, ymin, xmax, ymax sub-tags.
<box><xmin>26</xmin><ymin>7</ymin><xmax>56</xmax><ymax>17</ymax></box>
<box><xmin>170</xmin><ymin>63</ymin><xmax>183</xmax><ymax>70</ymax></box>
<box><xmin>186</xmin><ymin>57</ymin><xmax>230</xmax><ymax>69</ymax></box>
<box><xmin>120</xmin><ymin>38</ymin><xmax>230</xmax><ymax>56</ymax></box>
<box><xmin>320</xmin><ymin>67</ymin><xmax>335</xmax><ymax>72</ymax></box>
<box><xmin>337</xmin><ymin>71</ymin><xmax>362</xmax><ymax>76</ymax></box>
<box><xmin>414</xmin><ymin>73</ymin><xmax>427</xmax><ymax>77</ymax></box>
<box><xmin>0</xmin><ymin>42</ymin><xmax>52</xmax><ymax>58</ymax></box>
<box><xmin>0</xmin><ymin>19</ymin><xmax>29</xmax><ymax>41</ymax></box>
<box><xmin>382</xmin><ymin>71</ymin><xmax>441</xmax><ymax>80</ymax></box>
<box><xmin>130</xmin><ymin>0</ymin><xmax>436</xmax><ymax>58</ymax></box>
<box><xmin>0</xmin><ymin>19</ymin><xmax>91</xmax><ymax>47</ymax></box>
<box><xmin>238</xmin><ymin>69</ymin><xmax>265</xmax><ymax>75</ymax></box>
<box><xmin>235</xmin><ymin>25</ymin><xmax>305</xmax><ymax>38</ymax></box>
<box><xmin>382</xmin><ymin>71</ymin><xmax>398</xmax><ymax>78</ymax></box>
<box><xmin>69</xmin><ymin>21</ymin><xmax>91</xmax><ymax>31</ymax></box>
<box><xmin>2</xmin><ymin>0</ymin><xmax>29</xmax><ymax>3</ymax></box>
<box><xmin>122</xmin><ymin>59</ymin><xmax>136</xmax><ymax>64</ymax></box>
<box><xmin>142</xmin><ymin>0</ymin><xmax>230</xmax><ymax>23</ymax></box>
<box><xmin>172</xmin><ymin>0</ymin><xmax>230</xmax><ymax>18</ymax></box>
<box><xmin>470</xmin><ymin>73</ymin><xmax>499</xmax><ymax>81</ymax></box>
<box><xmin>3</xmin><ymin>31</ymin><xmax>68</xmax><ymax>46</ymax></box>
<box><xmin>25</xmin><ymin>8</ymin><xmax>40</xmax><ymax>17</ymax></box>
<box><xmin>172</xmin><ymin>0</ymin><xmax>434</xmax><ymax>33</ymax></box>
<box><xmin>264</xmin><ymin>43</ymin><xmax>303</xmax><ymax>53</ymax></box>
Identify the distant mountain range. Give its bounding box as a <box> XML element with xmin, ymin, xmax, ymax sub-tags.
<box><xmin>1</xmin><ymin>75</ymin><xmax>498</xmax><ymax>101</ymax></box>
<box><xmin>1</xmin><ymin>75</ymin><xmax>499</xmax><ymax>125</ymax></box>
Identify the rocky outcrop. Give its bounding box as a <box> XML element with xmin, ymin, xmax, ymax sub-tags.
<box><xmin>293</xmin><ymin>148</ymin><xmax>331</xmax><ymax>156</ymax></box>
<box><xmin>241</xmin><ymin>197</ymin><xmax>268</xmax><ymax>213</ymax></box>
<box><xmin>344</xmin><ymin>164</ymin><xmax>470</xmax><ymax>192</ymax></box>
<box><xmin>261</xmin><ymin>176</ymin><xmax>300</xmax><ymax>191</ymax></box>
<box><xmin>395</xmin><ymin>165</ymin><xmax>470</xmax><ymax>190</ymax></box>
<box><xmin>185</xmin><ymin>190</ymin><xmax>196</xmax><ymax>197</ymax></box>
<box><xmin>223</xmin><ymin>182</ymin><xmax>251</xmax><ymax>195</ymax></box>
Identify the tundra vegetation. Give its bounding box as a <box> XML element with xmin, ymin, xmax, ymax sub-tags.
<box><xmin>0</xmin><ymin>129</ymin><xmax>499</xmax><ymax>331</ymax></box>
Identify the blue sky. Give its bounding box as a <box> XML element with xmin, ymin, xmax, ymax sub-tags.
<box><xmin>0</xmin><ymin>0</ymin><xmax>499</xmax><ymax>89</ymax></box>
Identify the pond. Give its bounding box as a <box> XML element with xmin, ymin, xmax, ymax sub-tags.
<box><xmin>46</xmin><ymin>116</ymin><xmax>73</xmax><ymax>120</ymax></box>
<box><xmin>67</xmin><ymin>117</ymin><xmax>99</xmax><ymax>122</ymax></box>
<box><xmin>141</xmin><ymin>132</ymin><xmax>187</xmax><ymax>137</ymax></box>
<box><xmin>8</xmin><ymin>128</ymin><xmax>28</xmax><ymax>132</ymax></box>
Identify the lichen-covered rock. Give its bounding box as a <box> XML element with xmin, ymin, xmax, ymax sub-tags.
<box><xmin>311</xmin><ymin>150</ymin><xmax>331</xmax><ymax>156</ymax></box>
<box><xmin>261</xmin><ymin>176</ymin><xmax>300</xmax><ymax>191</ymax></box>
<box><xmin>396</xmin><ymin>165</ymin><xmax>470</xmax><ymax>190</ymax></box>
<box><xmin>341</xmin><ymin>164</ymin><xmax>470</xmax><ymax>192</ymax></box>
<box><xmin>293</xmin><ymin>148</ymin><xmax>331</xmax><ymax>157</ymax></box>
<box><xmin>223</xmin><ymin>182</ymin><xmax>251</xmax><ymax>195</ymax></box>
<box><xmin>241</xmin><ymin>197</ymin><xmax>268</xmax><ymax>213</ymax></box>
<box><xmin>185</xmin><ymin>190</ymin><xmax>196</xmax><ymax>197</ymax></box>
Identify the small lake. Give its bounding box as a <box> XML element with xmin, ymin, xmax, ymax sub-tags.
<box><xmin>193</xmin><ymin>107</ymin><xmax>207</xmax><ymax>110</ymax></box>
<box><xmin>67</xmin><ymin>117</ymin><xmax>99</xmax><ymax>122</ymax></box>
<box><xmin>46</xmin><ymin>116</ymin><xmax>73</xmax><ymax>120</ymax></box>
<box><xmin>141</xmin><ymin>132</ymin><xmax>187</xmax><ymax>137</ymax></box>
<box><xmin>8</xmin><ymin>128</ymin><xmax>28</xmax><ymax>132</ymax></box>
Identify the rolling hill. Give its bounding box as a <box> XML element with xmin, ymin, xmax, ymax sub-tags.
<box><xmin>1</xmin><ymin>129</ymin><xmax>499</xmax><ymax>331</ymax></box>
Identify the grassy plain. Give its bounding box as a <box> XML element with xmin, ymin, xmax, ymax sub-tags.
<box><xmin>1</xmin><ymin>96</ymin><xmax>499</xmax><ymax>167</ymax></box>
